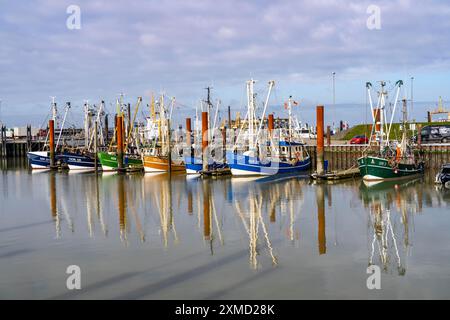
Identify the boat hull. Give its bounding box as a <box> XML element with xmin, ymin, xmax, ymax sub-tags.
<box><xmin>357</xmin><ymin>156</ymin><xmax>424</xmax><ymax>181</ymax></box>
<box><xmin>143</xmin><ymin>155</ymin><xmax>185</xmax><ymax>173</ymax></box>
<box><xmin>183</xmin><ymin>156</ymin><xmax>227</xmax><ymax>174</ymax></box>
<box><xmin>27</xmin><ymin>151</ymin><xmax>62</xmax><ymax>169</ymax></box>
<box><xmin>97</xmin><ymin>152</ymin><xmax>143</xmax><ymax>171</ymax></box>
<box><xmin>61</xmin><ymin>152</ymin><xmax>100</xmax><ymax>171</ymax></box>
<box><xmin>226</xmin><ymin>152</ymin><xmax>311</xmax><ymax>176</ymax></box>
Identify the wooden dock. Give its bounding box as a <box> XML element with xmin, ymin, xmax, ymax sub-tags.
<box><xmin>311</xmin><ymin>167</ymin><xmax>361</xmax><ymax>181</ymax></box>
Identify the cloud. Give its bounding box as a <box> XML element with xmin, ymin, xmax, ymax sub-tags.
<box><xmin>0</xmin><ymin>0</ymin><xmax>450</xmax><ymax>126</ymax></box>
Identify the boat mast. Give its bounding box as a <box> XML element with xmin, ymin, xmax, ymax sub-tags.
<box><xmin>84</xmin><ymin>100</ymin><xmax>90</xmax><ymax>149</ymax></box>
<box><xmin>247</xmin><ymin>79</ymin><xmax>256</xmax><ymax>151</ymax></box>
<box><xmin>56</xmin><ymin>102</ymin><xmax>70</xmax><ymax>149</ymax></box>
<box><xmin>288</xmin><ymin>95</ymin><xmax>293</xmax><ymax>142</ymax></box>
<box><xmin>379</xmin><ymin>81</ymin><xmax>386</xmax><ymax>152</ymax></box>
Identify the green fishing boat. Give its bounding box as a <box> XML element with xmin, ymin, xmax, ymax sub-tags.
<box><xmin>358</xmin><ymin>155</ymin><xmax>423</xmax><ymax>181</ymax></box>
<box><xmin>357</xmin><ymin>81</ymin><xmax>424</xmax><ymax>181</ymax></box>
<box><xmin>97</xmin><ymin>152</ymin><xmax>142</xmax><ymax>171</ymax></box>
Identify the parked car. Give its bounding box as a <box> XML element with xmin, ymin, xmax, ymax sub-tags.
<box><xmin>435</xmin><ymin>164</ymin><xmax>450</xmax><ymax>187</ymax></box>
<box><xmin>421</xmin><ymin>125</ymin><xmax>450</xmax><ymax>143</ymax></box>
<box><xmin>350</xmin><ymin>135</ymin><xmax>369</xmax><ymax>144</ymax></box>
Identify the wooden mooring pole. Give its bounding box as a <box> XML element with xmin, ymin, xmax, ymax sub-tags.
<box><xmin>49</xmin><ymin>119</ymin><xmax>56</xmax><ymax>169</ymax></box>
<box><xmin>116</xmin><ymin>115</ymin><xmax>124</xmax><ymax>170</ymax></box>
<box><xmin>202</xmin><ymin>112</ymin><xmax>209</xmax><ymax>172</ymax></box>
<box><xmin>316</xmin><ymin>106</ymin><xmax>324</xmax><ymax>175</ymax></box>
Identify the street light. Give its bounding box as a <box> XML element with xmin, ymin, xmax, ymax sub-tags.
<box><xmin>411</xmin><ymin>76</ymin><xmax>414</xmax><ymax>114</ymax></box>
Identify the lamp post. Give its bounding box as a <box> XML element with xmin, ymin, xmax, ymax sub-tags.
<box><xmin>410</xmin><ymin>76</ymin><xmax>414</xmax><ymax>115</ymax></box>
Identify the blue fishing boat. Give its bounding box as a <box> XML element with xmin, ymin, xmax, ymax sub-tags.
<box><xmin>228</xmin><ymin>79</ymin><xmax>311</xmax><ymax>176</ymax></box>
<box><xmin>184</xmin><ymin>156</ymin><xmax>227</xmax><ymax>174</ymax></box>
<box><xmin>60</xmin><ymin>152</ymin><xmax>100</xmax><ymax>171</ymax></box>
<box><xmin>27</xmin><ymin>98</ymin><xmax>71</xmax><ymax>170</ymax></box>
<box><xmin>27</xmin><ymin>151</ymin><xmax>63</xmax><ymax>169</ymax></box>
<box><xmin>226</xmin><ymin>141</ymin><xmax>311</xmax><ymax>176</ymax></box>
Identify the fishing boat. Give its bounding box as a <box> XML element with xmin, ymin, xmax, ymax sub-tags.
<box><xmin>142</xmin><ymin>93</ymin><xmax>185</xmax><ymax>173</ymax></box>
<box><xmin>184</xmin><ymin>87</ymin><xmax>229</xmax><ymax>174</ymax></box>
<box><xmin>27</xmin><ymin>151</ymin><xmax>63</xmax><ymax>169</ymax></box>
<box><xmin>98</xmin><ymin>96</ymin><xmax>143</xmax><ymax>172</ymax></box>
<box><xmin>27</xmin><ymin>98</ymin><xmax>70</xmax><ymax>169</ymax></box>
<box><xmin>97</xmin><ymin>152</ymin><xmax>142</xmax><ymax>171</ymax></box>
<box><xmin>358</xmin><ymin>81</ymin><xmax>424</xmax><ymax>181</ymax></box>
<box><xmin>62</xmin><ymin>101</ymin><xmax>105</xmax><ymax>171</ymax></box>
<box><xmin>227</xmin><ymin>80</ymin><xmax>311</xmax><ymax>176</ymax></box>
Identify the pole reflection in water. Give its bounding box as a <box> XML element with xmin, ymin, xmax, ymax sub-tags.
<box><xmin>359</xmin><ymin>179</ymin><xmax>423</xmax><ymax>276</ymax></box>
<box><xmin>49</xmin><ymin>172</ymin><xmax>60</xmax><ymax>238</ymax></box>
<box><xmin>48</xmin><ymin>172</ymin><xmax>74</xmax><ymax>238</ymax></box>
<box><xmin>316</xmin><ymin>185</ymin><xmax>327</xmax><ymax>255</ymax></box>
<box><xmin>117</xmin><ymin>174</ymin><xmax>128</xmax><ymax>243</ymax></box>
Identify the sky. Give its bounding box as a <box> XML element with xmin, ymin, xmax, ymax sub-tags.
<box><xmin>1</xmin><ymin>0</ymin><xmax>450</xmax><ymax>127</ymax></box>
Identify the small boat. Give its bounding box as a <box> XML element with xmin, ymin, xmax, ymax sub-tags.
<box><xmin>60</xmin><ymin>152</ymin><xmax>100</xmax><ymax>171</ymax></box>
<box><xmin>357</xmin><ymin>81</ymin><xmax>425</xmax><ymax>181</ymax></box>
<box><xmin>227</xmin><ymin>80</ymin><xmax>311</xmax><ymax>176</ymax></box>
<box><xmin>227</xmin><ymin>142</ymin><xmax>311</xmax><ymax>176</ymax></box>
<box><xmin>97</xmin><ymin>97</ymin><xmax>144</xmax><ymax>172</ymax></box>
<box><xmin>435</xmin><ymin>164</ymin><xmax>450</xmax><ymax>187</ymax></box>
<box><xmin>27</xmin><ymin>98</ymin><xmax>70</xmax><ymax>170</ymax></box>
<box><xmin>27</xmin><ymin>151</ymin><xmax>62</xmax><ymax>169</ymax></box>
<box><xmin>98</xmin><ymin>151</ymin><xmax>142</xmax><ymax>171</ymax></box>
<box><xmin>184</xmin><ymin>156</ymin><xmax>228</xmax><ymax>174</ymax></box>
<box><xmin>142</xmin><ymin>154</ymin><xmax>185</xmax><ymax>173</ymax></box>
<box><xmin>142</xmin><ymin>93</ymin><xmax>186</xmax><ymax>173</ymax></box>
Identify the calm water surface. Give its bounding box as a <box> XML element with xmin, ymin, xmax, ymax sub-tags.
<box><xmin>1</xmin><ymin>159</ymin><xmax>450</xmax><ymax>299</ymax></box>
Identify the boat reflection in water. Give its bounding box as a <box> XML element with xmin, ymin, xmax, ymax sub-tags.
<box><xmin>48</xmin><ymin>172</ymin><xmax>74</xmax><ymax>238</ymax></box>
<box><xmin>229</xmin><ymin>174</ymin><xmax>309</xmax><ymax>268</ymax></box>
<box><xmin>359</xmin><ymin>178</ymin><xmax>423</xmax><ymax>276</ymax></box>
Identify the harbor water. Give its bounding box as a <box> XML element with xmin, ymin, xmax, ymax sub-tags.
<box><xmin>1</xmin><ymin>159</ymin><xmax>450</xmax><ymax>299</ymax></box>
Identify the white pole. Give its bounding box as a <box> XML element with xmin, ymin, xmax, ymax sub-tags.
<box><xmin>56</xmin><ymin>103</ymin><xmax>70</xmax><ymax>149</ymax></box>
<box><xmin>255</xmin><ymin>80</ymin><xmax>275</xmax><ymax>141</ymax></box>
<box><xmin>387</xmin><ymin>83</ymin><xmax>402</xmax><ymax>142</ymax></box>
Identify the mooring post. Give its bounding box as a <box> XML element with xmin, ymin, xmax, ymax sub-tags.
<box><xmin>186</xmin><ymin>117</ymin><xmax>192</xmax><ymax>156</ymax></box>
<box><xmin>316</xmin><ymin>105</ymin><xmax>325</xmax><ymax>175</ymax></box>
<box><xmin>116</xmin><ymin>115</ymin><xmax>124</xmax><ymax>170</ymax></box>
<box><xmin>49</xmin><ymin>119</ymin><xmax>56</xmax><ymax>169</ymax></box>
<box><xmin>268</xmin><ymin>114</ymin><xmax>274</xmax><ymax>136</ymax></box>
<box><xmin>202</xmin><ymin>111</ymin><xmax>209</xmax><ymax>172</ymax></box>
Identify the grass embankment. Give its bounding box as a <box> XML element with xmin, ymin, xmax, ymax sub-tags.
<box><xmin>343</xmin><ymin>122</ymin><xmax>450</xmax><ymax>140</ymax></box>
